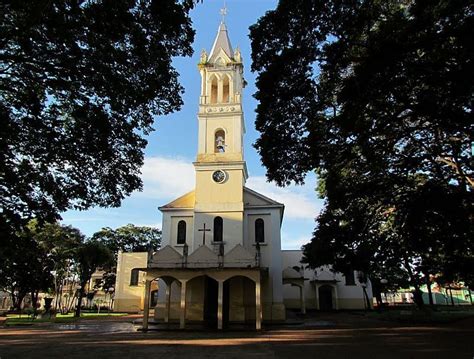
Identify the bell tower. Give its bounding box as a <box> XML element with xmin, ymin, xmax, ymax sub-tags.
<box><xmin>196</xmin><ymin>22</ymin><xmax>246</xmax><ymax>163</ymax></box>
<box><xmin>192</xmin><ymin>19</ymin><xmax>247</xmax><ymax>250</ymax></box>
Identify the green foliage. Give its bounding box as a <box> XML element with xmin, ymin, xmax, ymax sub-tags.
<box><xmin>74</xmin><ymin>240</ymin><xmax>114</xmax><ymax>317</ymax></box>
<box><xmin>250</xmin><ymin>0</ymin><xmax>474</xmax><ymax>294</ymax></box>
<box><xmin>75</xmin><ymin>241</ymin><xmax>114</xmax><ymax>286</ymax></box>
<box><xmin>91</xmin><ymin>224</ymin><xmax>161</xmax><ymax>294</ymax></box>
<box><xmin>0</xmin><ymin>220</ymin><xmax>84</xmax><ymax>310</ymax></box>
<box><xmin>0</xmin><ymin>0</ymin><xmax>196</xmax><ymax>227</ymax></box>
<box><xmin>92</xmin><ymin>224</ymin><xmax>161</xmax><ymax>257</ymax></box>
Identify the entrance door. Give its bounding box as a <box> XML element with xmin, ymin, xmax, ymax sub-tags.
<box><xmin>319</xmin><ymin>285</ymin><xmax>334</xmax><ymax>311</ymax></box>
<box><xmin>203</xmin><ymin>276</ymin><xmax>218</xmax><ymax>328</ymax></box>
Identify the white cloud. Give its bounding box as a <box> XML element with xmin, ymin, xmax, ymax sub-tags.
<box><xmin>136</xmin><ymin>156</ymin><xmax>322</xmax><ymax>220</ymax></box>
<box><xmin>137</xmin><ymin>156</ymin><xmax>195</xmax><ymax>200</ymax></box>
<box><xmin>246</xmin><ymin>176</ymin><xmax>322</xmax><ymax>220</ymax></box>
<box><xmin>134</xmin><ymin>222</ymin><xmax>162</xmax><ymax>231</ymax></box>
<box><xmin>281</xmin><ymin>234</ymin><xmax>312</xmax><ymax>250</ymax></box>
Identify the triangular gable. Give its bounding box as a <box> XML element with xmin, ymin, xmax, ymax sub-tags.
<box><xmin>187</xmin><ymin>245</ymin><xmax>219</xmax><ymax>268</ymax></box>
<box><xmin>244</xmin><ymin>187</ymin><xmax>284</xmax><ymax>207</ymax></box>
<box><xmin>159</xmin><ymin>190</ymin><xmax>195</xmax><ymax>210</ymax></box>
<box><xmin>224</xmin><ymin>244</ymin><xmax>255</xmax><ymax>268</ymax></box>
<box><xmin>209</xmin><ymin>48</ymin><xmax>232</xmax><ymax>65</ymax></box>
<box><xmin>149</xmin><ymin>245</ymin><xmax>183</xmax><ymax>268</ymax></box>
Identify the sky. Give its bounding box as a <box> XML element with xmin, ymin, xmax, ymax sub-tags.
<box><xmin>61</xmin><ymin>0</ymin><xmax>325</xmax><ymax>250</ymax></box>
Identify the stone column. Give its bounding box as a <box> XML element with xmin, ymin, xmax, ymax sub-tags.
<box><xmin>142</xmin><ymin>279</ymin><xmax>151</xmax><ymax>331</ymax></box>
<box><xmin>179</xmin><ymin>280</ymin><xmax>187</xmax><ymax>329</ymax></box>
<box><xmin>255</xmin><ymin>278</ymin><xmax>262</xmax><ymax>330</ymax></box>
<box><xmin>315</xmin><ymin>284</ymin><xmax>319</xmax><ymax>310</ymax></box>
<box><xmin>333</xmin><ymin>285</ymin><xmax>339</xmax><ymax>310</ymax></box>
<box><xmin>217</xmin><ymin>280</ymin><xmax>224</xmax><ymax>330</ymax></box>
<box><xmin>217</xmin><ymin>77</ymin><xmax>223</xmax><ymax>103</ymax></box>
<box><xmin>300</xmin><ymin>284</ymin><xmax>306</xmax><ymax>314</ymax></box>
<box><xmin>164</xmin><ymin>281</ymin><xmax>172</xmax><ymax>324</ymax></box>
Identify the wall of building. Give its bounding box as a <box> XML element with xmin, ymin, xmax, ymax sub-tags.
<box><xmin>282</xmin><ymin>250</ymin><xmax>372</xmax><ymax>310</ymax></box>
<box><xmin>113</xmin><ymin>252</ymin><xmax>148</xmax><ymax>313</ymax></box>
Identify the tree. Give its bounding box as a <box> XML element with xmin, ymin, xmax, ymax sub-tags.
<box><xmin>74</xmin><ymin>240</ymin><xmax>114</xmax><ymax>318</ymax></box>
<box><xmin>250</xmin><ymin>0</ymin><xmax>473</xmax><ymax>299</ymax></box>
<box><xmin>0</xmin><ymin>220</ymin><xmax>83</xmax><ymax>312</ymax></box>
<box><xmin>0</xmin><ymin>0</ymin><xmax>196</xmax><ymax>228</ymax></box>
<box><xmin>31</xmin><ymin>221</ymin><xmax>85</xmax><ymax>311</ymax></box>
<box><xmin>92</xmin><ymin>224</ymin><xmax>161</xmax><ymax>258</ymax></box>
<box><xmin>91</xmin><ymin>224</ymin><xmax>161</xmax><ymax>296</ymax></box>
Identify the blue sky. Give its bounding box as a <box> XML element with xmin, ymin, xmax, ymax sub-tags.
<box><xmin>61</xmin><ymin>0</ymin><xmax>325</xmax><ymax>249</ymax></box>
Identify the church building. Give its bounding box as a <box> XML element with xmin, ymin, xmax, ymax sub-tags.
<box><xmin>113</xmin><ymin>19</ymin><xmax>372</xmax><ymax>330</ymax></box>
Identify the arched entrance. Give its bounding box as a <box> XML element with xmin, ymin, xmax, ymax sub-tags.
<box><xmin>223</xmin><ymin>275</ymin><xmax>255</xmax><ymax>326</ymax></box>
<box><xmin>141</xmin><ymin>268</ymin><xmax>263</xmax><ymax>330</ymax></box>
<box><xmin>319</xmin><ymin>285</ymin><xmax>333</xmax><ymax>311</ymax></box>
<box><xmin>203</xmin><ymin>276</ymin><xmax>218</xmax><ymax>326</ymax></box>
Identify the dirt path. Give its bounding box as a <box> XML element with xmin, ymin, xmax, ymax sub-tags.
<box><xmin>0</xmin><ymin>313</ymin><xmax>472</xmax><ymax>358</ymax></box>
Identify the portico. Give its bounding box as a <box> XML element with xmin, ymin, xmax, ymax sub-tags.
<box><xmin>141</xmin><ymin>266</ymin><xmax>265</xmax><ymax>330</ymax></box>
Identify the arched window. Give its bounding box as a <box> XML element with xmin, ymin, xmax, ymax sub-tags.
<box><xmin>255</xmin><ymin>218</ymin><xmax>265</xmax><ymax>243</ymax></box>
<box><xmin>210</xmin><ymin>75</ymin><xmax>218</xmax><ymax>104</ymax></box>
<box><xmin>223</xmin><ymin>75</ymin><xmax>230</xmax><ymax>103</ymax></box>
<box><xmin>213</xmin><ymin>216</ymin><xmax>223</xmax><ymax>242</ymax></box>
<box><xmin>130</xmin><ymin>268</ymin><xmax>139</xmax><ymax>286</ymax></box>
<box><xmin>215</xmin><ymin>129</ymin><xmax>225</xmax><ymax>153</ymax></box>
<box><xmin>344</xmin><ymin>269</ymin><xmax>356</xmax><ymax>286</ymax></box>
<box><xmin>177</xmin><ymin>220</ymin><xmax>186</xmax><ymax>244</ymax></box>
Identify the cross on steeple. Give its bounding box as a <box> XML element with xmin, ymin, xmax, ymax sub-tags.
<box><xmin>220</xmin><ymin>2</ymin><xmax>227</xmax><ymax>23</ymax></box>
<box><xmin>198</xmin><ymin>223</ymin><xmax>211</xmax><ymax>245</ymax></box>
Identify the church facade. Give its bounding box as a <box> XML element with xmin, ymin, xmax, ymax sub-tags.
<box><xmin>113</xmin><ymin>21</ymin><xmax>372</xmax><ymax>330</ymax></box>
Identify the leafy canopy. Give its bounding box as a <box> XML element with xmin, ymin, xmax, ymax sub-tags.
<box><xmin>250</xmin><ymin>0</ymin><xmax>473</xmax><ymax>290</ymax></box>
<box><xmin>0</xmin><ymin>0</ymin><xmax>196</xmax><ymax>226</ymax></box>
<box><xmin>92</xmin><ymin>224</ymin><xmax>161</xmax><ymax>257</ymax></box>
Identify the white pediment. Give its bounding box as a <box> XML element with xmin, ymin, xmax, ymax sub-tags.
<box><xmin>187</xmin><ymin>245</ymin><xmax>219</xmax><ymax>268</ymax></box>
<box><xmin>224</xmin><ymin>244</ymin><xmax>255</xmax><ymax>268</ymax></box>
<box><xmin>149</xmin><ymin>245</ymin><xmax>183</xmax><ymax>268</ymax></box>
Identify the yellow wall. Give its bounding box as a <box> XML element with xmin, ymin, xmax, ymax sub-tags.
<box><xmin>114</xmin><ymin>252</ymin><xmax>148</xmax><ymax>313</ymax></box>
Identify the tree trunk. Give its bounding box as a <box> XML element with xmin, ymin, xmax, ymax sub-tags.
<box><xmin>14</xmin><ymin>292</ymin><xmax>26</xmax><ymax>311</ymax></box>
<box><xmin>449</xmin><ymin>287</ymin><xmax>455</xmax><ymax>306</ymax></box>
<box><xmin>9</xmin><ymin>289</ymin><xmax>16</xmax><ymax>311</ymax></box>
<box><xmin>403</xmin><ymin>256</ymin><xmax>423</xmax><ymax>307</ymax></box>
<box><xmin>425</xmin><ymin>275</ymin><xmax>433</xmax><ymax>306</ymax></box>
<box><xmin>362</xmin><ymin>286</ymin><xmax>372</xmax><ymax>310</ymax></box>
<box><xmin>31</xmin><ymin>290</ymin><xmax>38</xmax><ymax>317</ymax></box>
<box><xmin>412</xmin><ymin>285</ymin><xmax>424</xmax><ymax>307</ymax></box>
<box><xmin>372</xmin><ymin>281</ymin><xmax>383</xmax><ymax>308</ymax></box>
<box><xmin>74</xmin><ymin>285</ymin><xmax>85</xmax><ymax>318</ymax></box>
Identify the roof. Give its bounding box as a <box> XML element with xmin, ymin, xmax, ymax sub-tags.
<box><xmin>159</xmin><ymin>187</ymin><xmax>285</xmax><ymax>219</ymax></box>
<box><xmin>209</xmin><ymin>22</ymin><xmax>233</xmax><ymax>61</ymax></box>
<box><xmin>159</xmin><ymin>190</ymin><xmax>195</xmax><ymax>210</ymax></box>
<box><xmin>243</xmin><ymin>187</ymin><xmax>284</xmax><ymax>207</ymax></box>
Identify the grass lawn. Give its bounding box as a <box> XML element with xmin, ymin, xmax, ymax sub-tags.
<box><xmin>3</xmin><ymin>312</ymin><xmax>129</xmax><ymax>326</ymax></box>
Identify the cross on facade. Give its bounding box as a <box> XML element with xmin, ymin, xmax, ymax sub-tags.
<box><xmin>220</xmin><ymin>2</ymin><xmax>227</xmax><ymax>23</ymax></box>
<box><xmin>198</xmin><ymin>223</ymin><xmax>211</xmax><ymax>245</ymax></box>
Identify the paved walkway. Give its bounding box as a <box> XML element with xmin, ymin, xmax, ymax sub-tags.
<box><xmin>0</xmin><ymin>312</ymin><xmax>473</xmax><ymax>358</ymax></box>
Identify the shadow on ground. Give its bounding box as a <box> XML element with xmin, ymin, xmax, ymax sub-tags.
<box><xmin>0</xmin><ymin>312</ymin><xmax>473</xmax><ymax>358</ymax></box>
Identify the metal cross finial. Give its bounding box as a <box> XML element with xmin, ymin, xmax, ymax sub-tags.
<box><xmin>220</xmin><ymin>1</ymin><xmax>227</xmax><ymax>23</ymax></box>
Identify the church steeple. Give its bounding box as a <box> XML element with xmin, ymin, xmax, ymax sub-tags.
<box><xmin>209</xmin><ymin>22</ymin><xmax>233</xmax><ymax>62</ymax></box>
<box><xmin>196</xmin><ymin>20</ymin><xmax>246</xmax><ymax>166</ymax></box>
<box><xmin>192</xmin><ymin>19</ymin><xmax>247</xmax><ymax>254</ymax></box>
